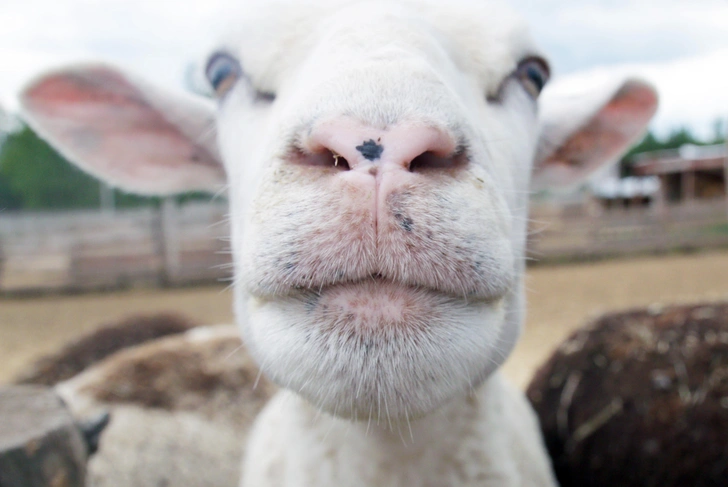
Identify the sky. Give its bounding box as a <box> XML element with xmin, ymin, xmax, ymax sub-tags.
<box><xmin>1</xmin><ymin>0</ymin><xmax>727</xmax><ymax>139</ymax></box>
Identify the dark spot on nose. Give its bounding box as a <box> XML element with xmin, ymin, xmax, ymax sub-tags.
<box><xmin>356</xmin><ymin>139</ymin><xmax>384</xmax><ymax>161</ymax></box>
<box><xmin>400</xmin><ymin>217</ymin><xmax>414</xmax><ymax>232</ymax></box>
<box><xmin>394</xmin><ymin>212</ymin><xmax>414</xmax><ymax>232</ymax></box>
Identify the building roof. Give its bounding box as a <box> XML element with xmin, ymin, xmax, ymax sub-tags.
<box><xmin>633</xmin><ymin>144</ymin><xmax>727</xmax><ymax>176</ymax></box>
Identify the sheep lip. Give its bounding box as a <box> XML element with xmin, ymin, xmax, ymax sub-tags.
<box><xmin>266</xmin><ymin>275</ymin><xmax>506</xmax><ymax>304</ymax></box>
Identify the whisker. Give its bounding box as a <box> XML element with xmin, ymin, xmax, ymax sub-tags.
<box><xmin>224</xmin><ymin>342</ymin><xmax>246</xmax><ymax>362</ymax></box>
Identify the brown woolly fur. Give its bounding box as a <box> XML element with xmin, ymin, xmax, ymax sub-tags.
<box><xmin>527</xmin><ymin>302</ymin><xmax>728</xmax><ymax>487</ymax></box>
<box><xmin>69</xmin><ymin>327</ymin><xmax>276</xmax><ymax>421</ymax></box>
<box><xmin>14</xmin><ymin>313</ymin><xmax>197</xmax><ymax>386</ymax></box>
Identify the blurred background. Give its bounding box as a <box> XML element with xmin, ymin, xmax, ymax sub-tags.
<box><xmin>0</xmin><ymin>0</ymin><xmax>727</xmax><ymax>387</ymax></box>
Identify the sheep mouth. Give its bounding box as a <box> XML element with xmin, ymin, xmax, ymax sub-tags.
<box><xmin>292</xmin><ymin>277</ymin><xmax>507</xmax><ymax>332</ymax></box>
<box><xmin>291</xmin><ymin>274</ymin><xmax>508</xmax><ymax>305</ymax></box>
<box><xmin>245</xmin><ymin>275</ymin><xmax>509</xmax><ymax>420</ymax></box>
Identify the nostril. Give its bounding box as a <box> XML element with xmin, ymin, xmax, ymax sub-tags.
<box><xmin>408</xmin><ymin>149</ymin><xmax>468</xmax><ymax>172</ymax></box>
<box><xmin>331</xmin><ymin>151</ymin><xmax>351</xmax><ymax>170</ymax></box>
<box><xmin>290</xmin><ymin>147</ymin><xmax>350</xmax><ymax>170</ymax></box>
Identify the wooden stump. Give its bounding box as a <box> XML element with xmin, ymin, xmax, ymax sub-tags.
<box><xmin>0</xmin><ymin>386</ymin><xmax>87</xmax><ymax>487</ymax></box>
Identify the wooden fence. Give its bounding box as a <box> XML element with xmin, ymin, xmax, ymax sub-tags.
<box><xmin>1</xmin><ymin>200</ymin><xmax>727</xmax><ymax>293</ymax></box>
<box><xmin>528</xmin><ymin>200</ymin><xmax>728</xmax><ymax>262</ymax></box>
<box><xmin>0</xmin><ymin>200</ymin><xmax>231</xmax><ymax>293</ymax></box>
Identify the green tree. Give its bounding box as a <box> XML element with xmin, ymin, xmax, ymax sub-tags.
<box><xmin>0</xmin><ymin>126</ymin><xmax>103</xmax><ymax>209</ymax></box>
<box><xmin>0</xmin><ymin>125</ymin><xmax>174</xmax><ymax>210</ymax></box>
<box><xmin>0</xmin><ymin>174</ymin><xmax>22</xmax><ymax>210</ymax></box>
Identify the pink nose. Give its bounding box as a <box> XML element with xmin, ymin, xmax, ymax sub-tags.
<box><xmin>298</xmin><ymin>118</ymin><xmax>461</xmax><ymax>173</ymax></box>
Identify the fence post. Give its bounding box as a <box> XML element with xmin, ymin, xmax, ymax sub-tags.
<box><xmin>160</xmin><ymin>198</ymin><xmax>181</xmax><ymax>284</ymax></box>
<box><xmin>724</xmin><ymin>119</ymin><xmax>728</xmax><ymax>221</ymax></box>
<box><xmin>0</xmin><ymin>386</ymin><xmax>88</xmax><ymax>487</ymax></box>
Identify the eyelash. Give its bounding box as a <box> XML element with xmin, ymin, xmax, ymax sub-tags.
<box><xmin>486</xmin><ymin>57</ymin><xmax>550</xmax><ymax>103</ymax></box>
<box><xmin>515</xmin><ymin>57</ymin><xmax>550</xmax><ymax>99</ymax></box>
<box><xmin>205</xmin><ymin>52</ymin><xmax>276</xmax><ymax>102</ymax></box>
<box><xmin>205</xmin><ymin>52</ymin><xmax>241</xmax><ymax>97</ymax></box>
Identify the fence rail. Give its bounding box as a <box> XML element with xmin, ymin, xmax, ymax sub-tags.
<box><xmin>1</xmin><ymin>200</ymin><xmax>727</xmax><ymax>293</ymax></box>
<box><xmin>528</xmin><ymin>200</ymin><xmax>728</xmax><ymax>262</ymax></box>
<box><xmin>0</xmin><ymin>201</ymin><xmax>231</xmax><ymax>293</ymax></box>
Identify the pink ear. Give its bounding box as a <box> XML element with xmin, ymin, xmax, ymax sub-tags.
<box><xmin>21</xmin><ymin>64</ymin><xmax>225</xmax><ymax>195</ymax></box>
<box><xmin>533</xmin><ymin>78</ymin><xmax>658</xmax><ymax>190</ymax></box>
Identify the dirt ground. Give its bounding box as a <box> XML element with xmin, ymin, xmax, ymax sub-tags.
<box><xmin>2</xmin><ymin>250</ymin><xmax>728</xmax><ymax>388</ymax></box>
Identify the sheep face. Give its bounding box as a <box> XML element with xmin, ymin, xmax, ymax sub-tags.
<box><xmin>20</xmin><ymin>0</ymin><xmax>657</xmax><ymax>422</ymax></box>
<box><xmin>217</xmin><ymin>1</ymin><xmax>536</xmax><ymax>420</ymax></box>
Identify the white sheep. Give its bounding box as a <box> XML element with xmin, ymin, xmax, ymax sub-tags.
<box><xmin>14</xmin><ymin>314</ymin><xmax>263</xmax><ymax>487</ymax></box>
<box><xmin>19</xmin><ymin>0</ymin><xmax>658</xmax><ymax>485</ymax></box>
<box><xmin>53</xmin><ymin>325</ymin><xmax>276</xmax><ymax>487</ymax></box>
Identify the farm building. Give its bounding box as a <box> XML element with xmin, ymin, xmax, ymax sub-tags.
<box><xmin>632</xmin><ymin>144</ymin><xmax>728</xmax><ymax>205</ymax></box>
<box><xmin>590</xmin><ymin>173</ymin><xmax>660</xmax><ymax>210</ymax></box>
<box><xmin>587</xmin><ymin>144</ymin><xmax>728</xmax><ymax>211</ymax></box>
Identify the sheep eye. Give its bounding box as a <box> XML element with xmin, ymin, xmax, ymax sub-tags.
<box><xmin>515</xmin><ymin>57</ymin><xmax>550</xmax><ymax>98</ymax></box>
<box><xmin>205</xmin><ymin>53</ymin><xmax>242</xmax><ymax>98</ymax></box>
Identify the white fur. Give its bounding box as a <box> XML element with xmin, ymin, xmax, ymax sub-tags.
<box><xmin>20</xmin><ymin>1</ymin><xmax>658</xmax><ymax>485</ymax></box>
<box><xmin>245</xmin><ymin>374</ymin><xmax>555</xmax><ymax>487</ymax></box>
<box><xmin>224</xmin><ymin>0</ymin><xmax>540</xmax><ymax>425</ymax></box>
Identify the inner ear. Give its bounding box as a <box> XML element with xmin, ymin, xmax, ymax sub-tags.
<box><xmin>548</xmin><ymin>82</ymin><xmax>657</xmax><ymax>170</ymax></box>
<box><xmin>20</xmin><ymin>64</ymin><xmax>225</xmax><ymax>196</ymax></box>
<box><xmin>533</xmin><ymin>78</ymin><xmax>658</xmax><ymax>190</ymax></box>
